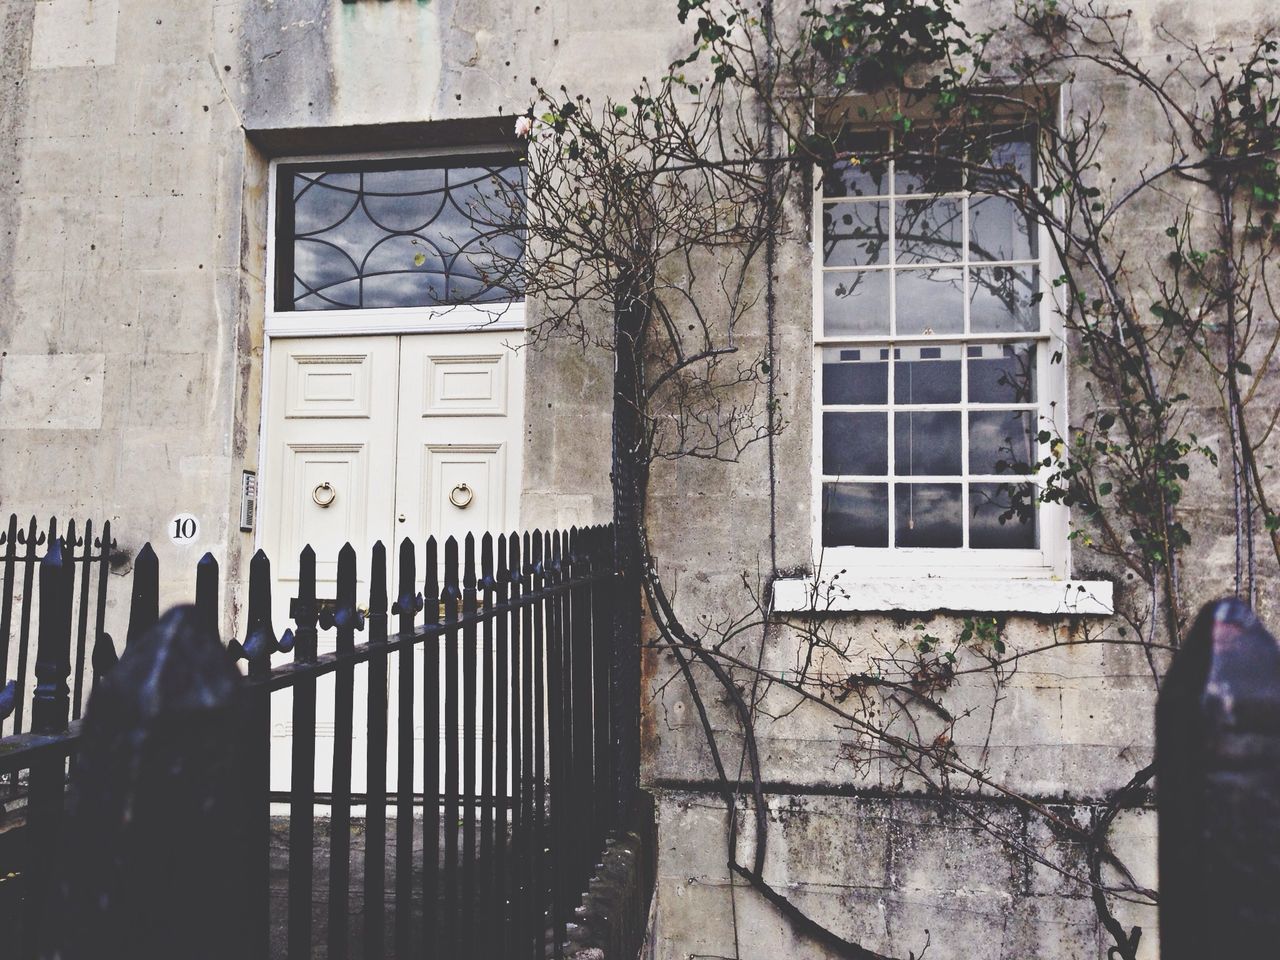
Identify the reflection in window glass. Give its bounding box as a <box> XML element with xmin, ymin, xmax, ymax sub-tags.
<box><xmin>896</xmin><ymin>483</ymin><xmax>962</xmax><ymax>547</ymax></box>
<box><xmin>968</xmin><ymin>344</ymin><xmax>1037</xmax><ymax>404</ymax></box>
<box><xmin>825</xmin><ymin>132</ymin><xmax>890</xmax><ymax>197</ymax></box>
<box><xmin>968</xmin><ymin>410</ymin><xmax>1036</xmax><ymax>475</ymax></box>
<box><xmin>969</xmin><ymin>195</ymin><xmax>1036</xmax><ymax>262</ymax></box>
<box><xmin>896</xmin><ymin>198</ymin><xmax>963</xmax><ymax>265</ymax></box>
<box><xmin>895</xmin><ymin>345</ymin><xmax>962</xmax><ymax>404</ymax></box>
<box><xmin>824</xmin><ymin>270</ymin><xmax>891</xmax><ymax>337</ymax></box>
<box><xmin>823</xmin><ymin>483</ymin><xmax>889</xmax><ymax>547</ymax></box>
<box><xmin>823</xmin><ymin>201</ymin><xmax>889</xmax><ymax>267</ymax></box>
<box><xmin>895</xmin><ymin>411</ymin><xmax>962</xmax><ymax>476</ymax></box>
<box><xmin>280</xmin><ymin>158</ymin><xmax>525</xmax><ymax>312</ymax></box>
<box><xmin>823</xmin><ymin>348</ymin><xmax>888</xmax><ymax>405</ymax></box>
<box><xmin>895</xmin><ymin>268</ymin><xmax>964</xmax><ymax>335</ymax></box>
<box><xmin>972</xmin><ymin>135</ymin><xmax>1035</xmax><ymax>191</ymax></box>
<box><xmin>969</xmin><ymin>266</ymin><xmax>1039</xmax><ymax>333</ymax></box>
<box><xmin>823</xmin><ymin>413</ymin><xmax>889</xmax><ymax>475</ymax></box>
<box><xmin>895</xmin><ymin>134</ymin><xmax>964</xmax><ymax>194</ymax></box>
<box><xmin>970</xmin><ymin>482</ymin><xmax>1038</xmax><ymax>548</ymax></box>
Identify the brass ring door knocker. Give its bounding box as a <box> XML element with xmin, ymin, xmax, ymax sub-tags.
<box><xmin>449</xmin><ymin>482</ymin><xmax>474</xmax><ymax>509</ymax></box>
<box><xmin>312</xmin><ymin>482</ymin><xmax>337</xmax><ymax>508</ymax></box>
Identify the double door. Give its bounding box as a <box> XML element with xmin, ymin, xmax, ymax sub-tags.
<box><xmin>261</xmin><ymin>330</ymin><xmax>525</xmax><ymax>792</ymax></box>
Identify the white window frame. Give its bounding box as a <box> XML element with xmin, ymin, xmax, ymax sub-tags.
<box><xmin>797</xmin><ymin>125</ymin><xmax>1102</xmax><ymax>611</ymax></box>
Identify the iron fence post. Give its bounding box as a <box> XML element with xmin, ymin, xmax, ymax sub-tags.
<box><xmin>1157</xmin><ymin>598</ymin><xmax>1280</xmax><ymax>959</ymax></box>
<box><xmin>60</xmin><ymin>605</ymin><xmax>251</xmax><ymax>960</ymax></box>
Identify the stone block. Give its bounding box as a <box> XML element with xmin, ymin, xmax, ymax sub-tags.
<box><xmin>0</xmin><ymin>352</ymin><xmax>105</xmax><ymax>429</ymax></box>
<box><xmin>30</xmin><ymin>0</ymin><xmax>118</xmax><ymax>70</ymax></box>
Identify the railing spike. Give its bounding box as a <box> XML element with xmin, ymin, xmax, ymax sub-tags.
<box><xmin>195</xmin><ymin>552</ymin><xmax>219</xmax><ymax>640</ymax></box>
<box><xmin>126</xmin><ymin>543</ymin><xmax>160</xmax><ymax>649</ymax></box>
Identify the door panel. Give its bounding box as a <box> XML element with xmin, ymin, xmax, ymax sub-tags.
<box><xmin>394</xmin><ymin>331</ymin><xmax>525</xmax><ymax>794</ymax></box>
<box><xmin>261</xmin><ymin>330</ymin><xmax>525</xmax><ymax>798</ymax></box>
<box><xmin>263</xmin><ymin>337</ymin><xmax>398</xmax><ymax>623</ymax></box>
<box><xmin>394</xmin><ymin>333</ymin><xmax>524</xmax><ymax>547</ymax></box>
<box><xmin>262</xmin><ymin>336</ymin><xmax>399</xmax><ymax>795</ymax></box>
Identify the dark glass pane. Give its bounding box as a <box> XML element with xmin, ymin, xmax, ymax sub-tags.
<box><xmin>970</xmin><ymin>482</ymin><xmax>1038</xmax><ymax>549</ymax></box>
<box><xmin>282</xmin><ymin>160</ymin><xmax>525</xmax><ymax>311</ymax></box>
<box><xmin>970</xmin><ymin>266</ymin><xmax>1039</xmax><ymax>333</ymax></box>
<box><xmin>895</xmin><ymin>268</ymin><xmax>964</xmax><ymax>335</ymax></box>
<box><xmin>361</xmin><ymin>168</ymin><xmax>448</xmax><ymax>231</ymax></box>
<box><xmin>824</xmin><ymin>131</ymin><xmax>890</xmax><ymax>197</ymax></box>
<box><xmin>895</xmin><ymin>411</ymin><xmax>961</xmax><ymax>476</ymax></box>
<box><xmin>971</xmin><ymin>133</ymin><xmax>1035</xmax><ymax>191</ymax></box>
<box><xmin>895</xmin><ymin>133</ymin><xmax>964</xmax><ymax>194</ymax></box>
<box><xmin>896</xmin><ymin>198</ymin><xmax>963</xmax><ymax>265</ymax></box>
<box><xmin>823</xmin><ymin>201</ymin><xmax>889</xmax><ymax>266</ymax></box>
<box><xmin>969</xmin><ymin>410</ymin><xmax>1037</xmax><ymax>476</ymax></box>
<box><xmin>293</xmin><ymin>171</ymin><xmax>362</xmax><ymax>233</ymax></box>
<box><xmin>895</xmin><ymin>483</ymin><xmax>962</xmax><ymax>547</ymax></box>
<box><xmin>822</xmin><ymin>348</ymin><xmax>888</xmax><ymax>405</ymax></box>
<box><xmin>969</xmin><ymin>195</ymin><xmax>1036</xmax><ymax>262</ymax></box>
<box><xmin>823</xmin><ymin>413</ymin><xmax>888</xmax><ymax>475</ymax></box>
<box><xmin>823</xmin><ymin>482</ymin><xmax>889</xmax><ymax>547</ymax></box>
<box><xmin>824</xmin><ymin>270</ymin><xmax>891</xmax><ymax>336</ymax></box>
<box><xmin>894</xmin><ymin>345</ymin><xmax>961</xmax><ymax>404</ymax></box>
<box><xmin>968</xmin><ymin>343</ymin><xmax>1037</xmax><ymax>404</ymax></box>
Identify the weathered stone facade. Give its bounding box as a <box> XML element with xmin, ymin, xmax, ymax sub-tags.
<box><xmin>1</xmin><ymin>2</ymin><xmax>1274</xmax><ymax>958</ymax></box>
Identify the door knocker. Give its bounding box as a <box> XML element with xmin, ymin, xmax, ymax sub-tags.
<box><xmin>449</xmin><ymin>482</ymin><xmax>474</xmax><ymax>509</ymax></box>
<box><xmin>312</xmin><ymin>482</ymin><xmax>337</xmax><ymax>508</ymax></box>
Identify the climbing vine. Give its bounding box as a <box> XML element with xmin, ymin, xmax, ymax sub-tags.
<box><xmin>488</xmin><ymin>1</ymin><xmax>1280</xmax><ymax>957</ymax></box>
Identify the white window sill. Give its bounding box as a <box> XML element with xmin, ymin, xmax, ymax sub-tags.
<box><xmin>772</xmin><ymin>575</ymin><xmax>1113</xmax><ymax>616</ymax></box>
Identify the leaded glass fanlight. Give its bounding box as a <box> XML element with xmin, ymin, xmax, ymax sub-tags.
<box><xmin>274</xmin><ymin>154</ymin><xmax>525</xmax><ymax>312</ymax></box>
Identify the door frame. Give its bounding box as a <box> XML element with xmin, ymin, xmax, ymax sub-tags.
<box><xmin>256</xmin><ymin>146</ymin><xmax>527</xmax><ymax>554</ymax></box>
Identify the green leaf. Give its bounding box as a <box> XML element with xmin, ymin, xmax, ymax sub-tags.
<box><xmin>413</xmin><ymin>253</ymin><xmax>426</xmax><ymax>267</ymax></box>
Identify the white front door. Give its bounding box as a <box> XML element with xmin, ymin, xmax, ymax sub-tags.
<box><xmin>261</xmin><ymin>330</ymin><xmax>525</xmax><ymax>793</ymax></box>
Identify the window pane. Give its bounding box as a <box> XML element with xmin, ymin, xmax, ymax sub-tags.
<box><xmin>969</xmin><ymin>195</ymin><xmax>1036</xmax><ymax>262</ymax></box>
<box><xmin>895</xmin><ymin>268</ymin><xmax>964</xmax><ymax>335</ymax></box>
<box><xmin>823</xmin><ymin>412</ymin><xmax>888</xmax><ymax>475</ymax></box>
<box><xmin>823</xmin><ymin>201</ymin><xmax>889</xmax><ymax>267</ymax></box>
<box><xmin>969</xmin><ymin>410</ymin><xmax>1037</xmax><ymax>475</ymax></box>
<box><xmin>822</xmin><ymin>348</ymin><xmax>888</xmax><ymax>405</ymax></box>
<box><xmin>894</xmin><ymin>345</ymin><xmax>961</xmax><ymax>404</ymax></box>
<box><xmin>970</xmin><ymin>482</ymin><xmax>1038</xmax><ymax>549</ymax></box>
<box><xmin>895</xmin><ymin>134</ymin><xmax>964</xmax><ymax>194</ymax></box>
<box><xmin>824</xmin><ymin>132</ymin><xmax>889</xmax><ymax>197</ymax></box>
<box><xmin>969</xmin><ymin>266</ymin><xmax>1039</xmax><ymax>333</ymax></box>
<box><xmin>895</xmin><ymin>483</ymin><xmax>962</xmax><ymax>547</ymax></box>
<box><xmin>968</xmin><ymin>343</ymin><xmax>1037</xmax><ymax>403</ymax></box>
<box><xmin>896</xmin><ymin>198</ymin><xmax>963</xmax><ymax>265</ymax></box>
<box><xmin>361</xmin><ymin>167</ymin><xmax>448</xmax><ymax>231</ymax></box>
<box><xmin>282</xmin><ymin>160</ymin><xmax>524</xmax><ymax>312</ymax></box>
<box><xmin>824</xmin><ymin>270</ymin><xmax>890</xmax><ymax>336</ymax></box>
<box><xmin>895</xmin><ymin>411</ymin><xmax>961</xmax><ymax>475</ymax></box>
<box><xmin>971</xmin><ymin>134</ymin><xmax>1035</xmax><ymax>191</ymax></box>
<box><xmin>823</xmin><ymin>482</ymin><xmax>889</xmax><ymax>547</ymax></box>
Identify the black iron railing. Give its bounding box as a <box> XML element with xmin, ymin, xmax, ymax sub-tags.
<box><xmin>0</xmin><ymin>523</ymin><xmax>636</xmax><ymax>960</ymax></box>
<box><xmin>0</xmin><ymin>515</ymin><xmax>116</xmax><ymax>736</ymax></box>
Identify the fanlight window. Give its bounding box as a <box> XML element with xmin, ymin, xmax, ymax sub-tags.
<box><xmin>274</xmin><ymin>155</ymin><xmax>525</xmax><ymax>312</ymax></box>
